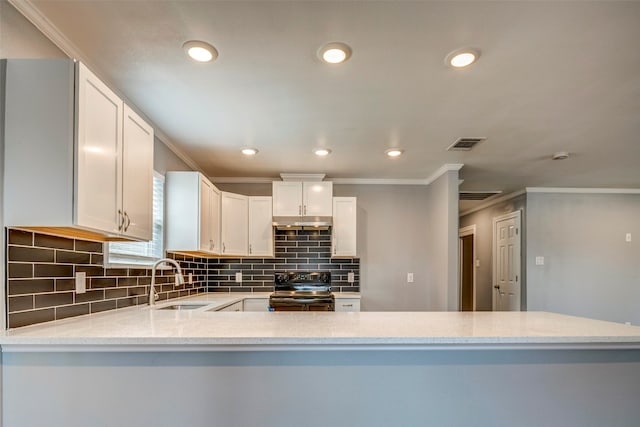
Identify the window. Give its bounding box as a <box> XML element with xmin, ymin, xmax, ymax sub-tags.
<box><xmin>106</xmin><ymin>173</ymin><xmax>164</xmax><ymax>266</ymax></box>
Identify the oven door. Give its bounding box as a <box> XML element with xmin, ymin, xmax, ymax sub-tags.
<box><xmin>269</xmin><ymin>297</ymin><xmax>335</xmax><ymax>312</ymax></box>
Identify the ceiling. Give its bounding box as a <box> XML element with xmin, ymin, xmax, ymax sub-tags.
<box><xmin>19</xmin><ymin>1</ymin><xmax>640</xmax><ymax>199</ymax></box>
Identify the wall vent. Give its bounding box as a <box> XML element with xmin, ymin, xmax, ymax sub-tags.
<box><xmin>447</xmin><ymin>137</ymin><xmax>486</xmax><ymax>151</ymax></box>
<box><xmin>459</xmin><ymin>191</ymin><xmax>502</xmax><ymax>201</ymax></box>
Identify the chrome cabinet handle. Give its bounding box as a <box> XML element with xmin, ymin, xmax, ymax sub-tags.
<box><xmin>342</xmin><ymin>304</ymin><xmax>353</xmax><ymax>307</ymax></box>
<box><xmin>249</xmin><ymin>244</ymin><xmax>252</xmax><ymax>254</ymax></box>
<box><xmin>304</xmin><ymin>205</ymin><xmax>307</xmax><ymax>215</ymax></box>
<box><xmin>223</xmin><ymin>242</ymin><xmax>226</xmax><ymax>253</ymax></box>
<box><xmin>124</xmin><ymin>212</ymin><xmax>131</xmax><ymax>231</ymax></box>
<box><xmin>494</xmin><ymin>285</ymin><xmax>500</xmax><ymax>289</ymax></box>
<box><xmin>298</xmin><ymin>205</ymin><xmax>302</xmax><ymax>215</ymax></box>
<box><xmin>117</xmin><ymin>209</ymin><xmax>124</xmax><ymax>231</ymax></box>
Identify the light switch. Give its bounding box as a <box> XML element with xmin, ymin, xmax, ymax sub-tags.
<box><xmin>235</xmin><ymin>272</ymin><xmax>242</xmax><ymax>283</ymax></box>
<box><xmin>535</xmin><ymin>256</ymin><xmax>544</xmax><ymax>266</ymax></box>
<box><xmin>407</xmin><ymin>273</ymin><xmax>414</xmax><ymax>283</ymax></box>
<box><xmin>475</xmin><ymin>259</ymin><xmax>480</xmax><ymax>267</ymax></box>
<box><xmin>626</xmin><ymin>233</ymin><xmax>632</xmax><ymax>242</ymax></box>
<box><xmin>75</xmin><ymin>272</ymin><xmax>86</xmax><ymax>294</ymax></box>
<box><xmin>347</xmin><ymin>272</ymin><xmax>355</xmax><ymax>283</ymax></box>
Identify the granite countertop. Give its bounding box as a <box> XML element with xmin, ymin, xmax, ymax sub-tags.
<box><xmin>1</xmin><ymin>293</ymin><xmax>639</xmax><ymax>352</ymax></box>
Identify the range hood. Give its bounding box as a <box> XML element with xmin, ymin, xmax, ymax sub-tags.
<box><xmin>273</xmin><ymin>216</ymin><xmax>332</xmax><ymax>230</ymax></box>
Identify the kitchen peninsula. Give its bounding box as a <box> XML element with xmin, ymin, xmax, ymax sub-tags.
<box><xmin>1</xmin><ymin>298</ymin><xmax>640</xmax><ymax>427</ymax></box>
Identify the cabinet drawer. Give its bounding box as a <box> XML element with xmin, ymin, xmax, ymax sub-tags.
<box><xmin>335</xmin><ymin>298</ymin><xmax>360</xmax><ymax>312</ymax></box>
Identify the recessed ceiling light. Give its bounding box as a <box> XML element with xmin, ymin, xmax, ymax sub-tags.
<box><xmin>445</xmin><ymin>48</ymin><xmax>480</xmax><ymax>68</ymax></box>
<box><xmin>182</xmin><ymin>40</ymin><xmax>218</xmax><ymax>63</ymax></box>
<box><xmin>552</xmin><ymin>151</ymin><xmax>570</xmax><ymax>160</ymax></box>
<box><xmin>241</xmin><ymin>148</ymin><xmax>258</xmax><ymax>156</ymax></box>
<box><xmin>385</xmin><ymin>148</ymin><xmax>404</xmax><ymax>158</ymax></box>
<box><xmin>314</xmin><ymin>148</ymin><xmax>332</xmax><ymax>156</ymax></box>
<box><xmin>318</xmin><ymin>42</ymin><xmax>352</xmax><ymax>64</ymax></box>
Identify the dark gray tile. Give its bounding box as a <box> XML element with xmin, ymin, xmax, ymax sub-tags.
<box><xmin>9</xmin><ymin>308</ymin><xmax>55</xmax><ymax>328</ymax></box>
<box><xmin>127</xmin><ymin>268</ymin><xmax>150</xmax><ymax>277</ymax></box>
<box><xmin>117</xmin><ymin>277</ymin><xmax>138</xmax><ymax>287</ymax></box>
<box><xmin>76</xmin><ymin>290</ymin><xmax>105</xmax><ymax>303</ymax></box>
<box><xmin>105</xmin><ymin>288</ymin><xmax>127</xmax><ymax>299</ymax></box>
<box><xmin>56</xmin><ymin>304</ymin><xmax>89</xmax><ymax>320</ymax></box>
<box><xmin>34</xmin><ymin>233</ymin><xmax>74</xmax><ymax>250</ymax></box>
<box><xmin>75</xmin><ymin>266</ymin><xmax>105</xmax><ymax>276</ymax></box>
<box><xmin>35</xmin><ymin>292</ymin><xmax>74</xmax><ymax>308</ymax></box>
<box><xmin>90</xmin><ymin>300</ymin><xmax>117</xmax><ymax>313</ymax></box>
<box><xmin>75</xmin><ymin>240</ymin><xmax>103</xmax><ymax>253</ymax></box>
<box><xmin>34</xmin><ymin>263</ymin><xmax>73</xmax><ymax>277</ymax></box>
<box><xmin>8</xmin><ymin>263</ymin><xmax>33</xmax><ymax>278</ymax></box>
<box><xmin>8</xmin><ymin>279</ymin><xmax>54</xmax><ymax>295</ymax></box>
<box><xmin>90</xmin><ymin>278</ymin><xmax>116</xmax><ymax>289</ymax></box>
<box><xmin>128</xmin><ymin>286</ymin><xmax>147</xmax><ymax>297</ymax></box>
<box><xmin>8</xmin><ymin>295</ymin><xmax>34</xmax><ymax>312</ymax></box>
<box><xmin>55</xmin><ymin>278</ymin><xmax>76</xmax><ymax>292</ymax></box>
<box><xmin>8</xmin><ymin>229</ymin><xmax>33</xmax><ymax>246</ymax></box>
<box><xmin>117</xmin><ymin>297</ymin><xmax>137</xmax><ymax>308</ymax></box>
<box><xmin>105</xmin><ymin>268</ymin><xmax>128</xmax><ymax>276</ymax></box>
<box><xmin>91</xmin><ymin>253</ymin><xmax>104</xmax><ymax>265</ymax></box>
<box><xmin>55</xmin><ymin>250</ymin><xmax>91</xmax><ymax>264</ymax></box>
<box><xmin>9</xmin><ymin>246</ymin><xmax>54</xmax><ymax>262</ymax></box>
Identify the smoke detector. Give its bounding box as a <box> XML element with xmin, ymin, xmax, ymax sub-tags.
<box><xmin>552</xmin><ymin>151</ymin><xmax>570</xmax><ymax>160</ymax></box>
<box><xmin>447</xmin><ymin>137</ymin><xmax>486</xmax><ymax>151</ymax></box>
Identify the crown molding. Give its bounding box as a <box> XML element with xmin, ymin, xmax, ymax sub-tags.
<box><xmin>210</xmin><ymin>177</ymin><xmax>276</xmax><ymax>184</ymax></box>
<box><xmin>459</xmin><ymin>189</ymin><xmax>526</xmax><ymax>217</ymax></box>
<box><xmin>526</xmin><ymin>187</ymin><xmax>640</xmax><ymax>194</ymax></box>
<box><xmin>9</xmin><ymin>0</ymin><xmax>204</xmax><ymax>175</ymax></box>
<box><xmin>328</xmin><ymin>178</ymin><xmax>431</xmax><ymax>185</ymax></box>
<box><xmin>424</xmin><ymin>163</ymin><xmax>464</xmax><ymax>185</ymax></box>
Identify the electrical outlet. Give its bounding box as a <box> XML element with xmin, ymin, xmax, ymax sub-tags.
<box><xmin>188</xmin><ymin>273</ymin><xmax>193</xmax><ymax>284</ymax></box>
<box><xmin>407</xmin><ymin>273</ymin><xmax>414</xmax><ymax>283</ymax></box>
<box><xmin>475</xmin><ymin>259</ymin><xmax>480</xmax><ymax>267</ymax></box>
<box><xmin>535</xmin><ymin>256</ymin><xmax>544</xmax><ymax>266</ymax></box>
<box><xmin>626</xmin><ymin>233</ymin><xmax>632</xmax><ymax>242</ymax></box>
<box><xmin>347</xmin><ymin>272</ymin><xmax>355</xmax><ymax>283</ymax></box>
<box><xmin>235</xmin><ymin>272</ymin><xmax>242</xmax><ymax>283</ymax></box>
<box><xmin>75</xmin><ymin>272</ymin><xmax>86</xmax><ymax>294</ymax></box>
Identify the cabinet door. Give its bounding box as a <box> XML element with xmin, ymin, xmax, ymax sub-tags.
<box><xmin>249</xmin><ymin>197</ymin><xmax>274</xmax><ymax>257</ymax></box>
<box><xmin>199</xmin><ymin>178</ymin><xmax>213</xmax><ymax>252</ymax></box>
<box><xmin>121</xmin><ymin>104</ymin><xmax>153</xmax><ymax>240</ymax></box>
<box><xmin>272</xmin><ymin>182</ymin><xmax>303</xmax><ymax>216</ymax></box>
<box><xmin>210</xmin><ymin>184</ymin><xmax>221</xmax><ymax>254</ymax></box>
<box><xmin>335</xmin><ymin>298</ymin><xmax>361</xmax><ymax>312</ymax></box>
<box><xmin>242</xmin><ymin>298</ymin><xmax>270</xmax><ymax>312</ymax></box>
<box><xmin>75</xmin><ymin>62</ymin><xmax>123</xmax><ymax>234</ymax></box>
<box><xmin>221</xmin><ymin>192</ymin><xmax>248</xmax><ymax>256</ymax></box>
<box><xmin>303</xmin><ymin>182</ymin><xmax>333</xmax><ymax>216</ymax></box>
<box><xmin>332</xmin><ymin>197</ymin><xmax>357</xmax><ymax>257</ymax></box>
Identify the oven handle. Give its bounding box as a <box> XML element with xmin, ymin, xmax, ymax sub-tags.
<box><xmin>270</xmin><ymin>298</ymin><xmax>333</xmax><ymax>304</ymax></box>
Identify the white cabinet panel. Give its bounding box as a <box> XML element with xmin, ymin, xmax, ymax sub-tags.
<box><xmin>166</xmin><ymin>172</ymin><xmax>220</xmax><ymax>255</ymax></box>
<box><xmin>303</xmin><ymin>182</ymin><xmax>333</xmax><ymax>216</ymax></box>
<box><xmin>121</xmin><ymin>105</ymin><xmax>153</xmax><ymax>240</ymax></box>
<box><xmin>75</xmin><ymin>61</ymin><xmax>123</xmax><ymax>235</ymax></box>
<box><xmin>332</xmin><ymin>197</ymin><xmax>357</xmax><ymax>257</ymax></box>
<box><xmin>335</xmin><ymin>298</ymin><xmax>361</xmax><ymax>312</ymax></box>
<box><xmin>272</xmin><ymin>181</ymin><xmax>333</xmax><ymax>217</ymax></box>
<box><xmin>242</xmin><ymin>298</ymin><xmax>270</xmax><ymax>312</ymax></box>
<box><xmin>249</xmin><ymin>197</ymin><xmax>274</xmax><ymax>257</ymax></box>
<box><xmin>221</xmin><ymin>192</ymin><xmax>249</xmax><ymax>256</ymax></box>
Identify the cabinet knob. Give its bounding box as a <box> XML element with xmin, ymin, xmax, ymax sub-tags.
<box><xmin>304</xmin><ymin>205</ymin><xmax>307</xmax><ymax>215</ymax></box>
<box><xmin>298</xmin><ymin>205</ymin><xmax>302</xmax><ymax>215</ymax></box>
<box><xmin>223</xmin><ymin>242</ymin><xmax>226</xmax><ymax>253</ymax></box>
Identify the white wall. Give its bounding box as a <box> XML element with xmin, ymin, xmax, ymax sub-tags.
<box><xmin>526</xmin><ymin>192</ymin><xmax>640</xmax><ymax>324</ymax></box>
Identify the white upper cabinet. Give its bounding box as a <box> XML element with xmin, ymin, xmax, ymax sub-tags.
<box><xmin>2</xmin><ymin>59</ymin><xmax>153</xmax><ymax>241</ymax></box>
<box><xmin>248</xmin><ymin>197</ymin><xmax>274</xmax><ymax>257</ymax></box>
<box><xmin>166</xmin><ymin>172</ymin><xmax>220</xmax><ymax>255</ymax></box>
<box><xmin>120</xmin><ymin>104</ymin><xmax>154</xmax><ymax>240</ymax></box>
<box><xmin>272</xmin><ymin>181</ymin><xmax>333</xmax><ymax>217</ymax></box>
<box><xmin>221</xmin><ymin>192</ymin><xmax>249</xmax><ymax>256</ymax></box>
<box><xmin>332</xmin><ymin>197</ymin><xmax>357</xmax><ymax>258</ymax></box>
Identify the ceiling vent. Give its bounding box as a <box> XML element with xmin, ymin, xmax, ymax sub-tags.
<box><xmin>447</xmin><ymin>137</ymin><xmax>486</xmax><ymax>151</ymax></box>
<box><xmin>459</xmin><ymin>191</ymin><xmax>502</xmax><ymax>201</ymax></box>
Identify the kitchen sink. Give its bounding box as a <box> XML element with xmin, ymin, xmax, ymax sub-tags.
<box><xmin>156</xmin><ymin>304</ymin><xmax>209</xmax><ymax>311</ymax></box>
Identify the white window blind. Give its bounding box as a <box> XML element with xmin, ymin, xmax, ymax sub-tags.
<box><xmin>106</xmin><ymin>174</ymin><xmax>164</xmax><ymax>266</ymax></box>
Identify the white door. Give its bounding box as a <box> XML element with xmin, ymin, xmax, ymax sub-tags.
<box><xmin>272</xmin><ymin>182</ymin><xmax>303</xmax><ymax>216</ymax></box>
<box><xmin>221</xmin><ymin>192</ymin><xmax>248</xmax><ymax>255</ymax></box>
<box><xmin>75</xmin><ymin>62</ymin><xmax>123</xmax><ymax>234</ymax></box>
<box><xmin>121</xmin><ymin>104</ymin><xmax>153</xmax><ymax>240</ymax></box>
<box><xmin>199</xmin><ymin>178</ymin><xmax>212</xmax><ymax>252</ymax></box>
<box><xmin>303</xmin><ymin>182</ymin><xmax>333</xmax><ymax>216</ymax></box>
<box><xmin>248</xmin><ymin>197</ymin><xmax>274</xmax><ymax>257</ymax></box>
<box><xmin>332</xmin><ymin>197</ymin><xmax>357</xmax><ymax>257</ymax></box>
<box><xmin>493</xmin><ymin>212</ymin><xmax>521</xmax><ymax>311</ymax></box>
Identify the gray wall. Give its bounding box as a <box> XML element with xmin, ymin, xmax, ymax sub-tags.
<box><xmin>526</xmin><ymin>192</ymin><xmax>640</xmax><ymax>324</ymax></box>
<box><xmin>460</xmin><ymin>194</ymin><xmax>527</xmax><ymax>311</ymax></box>
<box><xmin>4</xmin><ymin>349</ymin><xmax>640</xmax><ymax>427</ymax></box>
<box><xmin>153</xmin><ymin>138</ymin><xmax>193</xmax><ymax>174</ymax></box>
<box><xmin>0</xmin><ymin>1</ymin><xmax>66</xmax><ymax>58</ymax></box>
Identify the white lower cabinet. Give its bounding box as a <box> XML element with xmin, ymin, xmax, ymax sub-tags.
<box><xmin>242</xmin><ymin>298</ymin><xmax>270</xmax><ymax>312</ymax></box>
<box><xmin>217</xmin><ymin>301</ymin><xmax>243</xmax><ymax>312</ymax></box>
<box><xmin>335</xmin><ymin>298</ymin><xmax>361</xmax><ymax>312</ymax></box>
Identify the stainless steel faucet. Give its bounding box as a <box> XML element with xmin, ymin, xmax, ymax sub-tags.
<box><xmin>149</xmin><ymin>258</ymin><xmax>185</xmax><ymax>306</ymax></box>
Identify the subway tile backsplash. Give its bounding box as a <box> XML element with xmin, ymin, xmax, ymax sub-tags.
<box><xmin>5</xmin><ymin>228</ymin><xmax>207</xmax><ymax>328</ymax></box>
<box><xmin>207</xmin><ymin>229</ymin><xmax>360</xmax><ymax>293</ymax></box>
